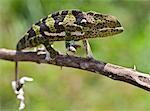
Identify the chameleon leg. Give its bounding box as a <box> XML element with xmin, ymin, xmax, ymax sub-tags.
<box><xmin>43</xmin><ymin>41</ymin><xmax>59</xmax><ymax>59</ymax></box>
<box><xmin>65</xmin><ymin>30</ymin><xmax>81</xmax><ymax>53</ymax></box>
<box><xmin>65</xmin><ymin>40</ymin><xmax>81</xmax><ymax>53</ymax></box>
<box><xmin>82</xmin><ymin>39</ymin><xmax>93</xmax><ymax>58</ymax></box>
<box><xmin>36</xmin><ymin>42</ymin><xmax>54</xmax><ymax>55</ymax></box>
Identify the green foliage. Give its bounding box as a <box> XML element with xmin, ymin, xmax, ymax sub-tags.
<box><xmin>0</xmin><ymin>0</ymin><xmax>150</xmax><ymax>111</ymax></box>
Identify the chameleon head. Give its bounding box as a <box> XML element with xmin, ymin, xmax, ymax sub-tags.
<box><xmin>84</xmin><ymin>12</ymin><xmax>124</xmax><ymax>37</ymax></box>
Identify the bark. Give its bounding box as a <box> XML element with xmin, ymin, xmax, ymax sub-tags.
<box><xmin>0</xmin><ymin>48</ymin><xmax>150</xmax><ymax>92</ymax></box>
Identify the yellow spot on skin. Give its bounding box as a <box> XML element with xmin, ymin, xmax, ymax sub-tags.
<box><xmin>63</xmin><ymin>12</ymin><xmax>76</xmax><ymax>26</ymax></box>
<box><xmin>32</xmin><ymin>24</ymin><xmax>40</xmax><ymax>35</ymax></box>
<box><xmin>45</xmin><ymin>16</ymin><xmax>56</xmax><ymax>32</ymax></box>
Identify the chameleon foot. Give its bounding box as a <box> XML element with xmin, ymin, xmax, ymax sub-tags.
<box><xmin>67</xmin><ymin>44</ymin><xmax>81</xmax><ymax>53</ymax></box>
<box><xmin>36</xmin><ymin>46</ymin><xmax>47</xmax><ymax>55</ymax></box>
<box><xmin>68</xmin><ymin>46</ymin><xmax>76</xmax><ymax>53</ymax></box>
<box><xmin>45</xmin><ymin>51</ymin><xmax>50</xmax><ymax>61</ymax></box>
<box><xmin>45</xmin><ymin>50</ymin><xmax>59</xmax><ymax>61</ymax></box>
<box><xmin>43</xmin><ymin>41</ymin><xmax>59</xmax><ymax>61</ymax></box>
<box><xmin>66</xmin><ymin>40</ymin><xmax>81</xmax><ymax>53</ymax></box>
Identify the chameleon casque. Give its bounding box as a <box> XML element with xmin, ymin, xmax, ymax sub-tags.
<box><xmin>15</xmin><ymin>10</ymin><xmax>123</xmax><ymax>90</ymax></box>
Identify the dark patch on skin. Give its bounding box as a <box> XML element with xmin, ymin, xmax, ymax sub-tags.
<box><xmin>50</xmin><ymin>11</ymin><xmax>69</xmax><ymax>33</ymax></box>
<box><xmin>33</xmin><ymin>37</ymin><xmax>41</xmax><ymax>45</ymax></box>
<box><xmin>27</xmin><ymin>28</ymin><xmax>36</xmax><ymax>39</ymax></box>
<box><xmin>33</xmin><ymin>38</ymin><xmax>38</xmax><ymax>44</ymax></box>
<box><xmin>21</xmin><ymin>37</ymin><xmax>25</xmax><ymax>46</ymax></box>
<box><xmin>17</xmin><ymin>34</ymin><xmax>30</xmax><ymax>50</ymax></box>
<box><xmin>71</xmin><ymin>10</ymin><xmax>85</xmax><ymax>26</ymax></box>
<box><xmin>54</xmin><ymin>24</ymin><xmax>65</xmax><ymax>33</ymax></box>
<box><xmin>87</xmin><ymin>12</ymin><xmax>94</xmax><ymax>16</ymax></box>
<box><xmin>103</xmin><ymin>23</ymin><xmax>108</xmax><ymax>28</ymax></box>
<box><xmin>72</xmin><ymin>10</ymin><xmax>82</xmax><ymax>16</ymax></box>
<box><xmin>94</xmin><ymin>14</ymin><xmax>103</xmax><ymax>20</ymax></box>
<box><xmin>75</xmin><ymin>13</ymin><xmax>85</xmax><ymax>25</ymax></box>
<box><xmin>46</xmin><ymin>35</ymin><xmax>65</xmax><ymax>41</ymax></box>
<box><xmin>51</xmin><ymin>11</ymin><xmax>65</xmax><ymax>28</ymax></box>
<box><xmin>40</xmin><ymin>22</ymin><xmax>50</xmax><ymax>36</ymax></box>
<box><xmin>96</xmin><ymin>23</ymin><xmax>104</xmax><ymax>29</ymax></box>
<box><xmin>53</xmin><ymin>15</ymin><xmax>61</xmax><ymax>21</ymax></box>
<box><xmin>29</xmin><ymin>39</ymin><xmax>33</xmax><ymax>47</ymax></box>
<box><xmin>54</xmin><ymin>15</ymin><xmax>65</xmax><ymax>23</ymax></box>
<box><xmin>53</xmin><ymin>15</ymin><xmax>65</xmax><ymax>33</ymax></box>
<box><xmin>41</xmin><ymin>16</ymin><xmax>48</xmax><ymax>22</ymax></box>
<box><xmin>35</xmin><ymin>21</ymin><xmax>41</xmax><ymax>26</ymax></box>
<box><xmin>17</xmin><ymin>37</ymin><xmax>26</xmax><ymax>50</ymax></box>
<box><xmin>61</xmin><ymin>10</ymin><xmax>68</xmax><ymax>15</ymax></box>
<box><xmin>76</xmin><ymin>27</ymin><xmax>82</xmax><ymax>31</ymax></box>
<box><xmin>16</xmin><ymin>42</ymin><xmax>21</xmax><ymax>50</ymax></box>
<box><xmin>103</xmin><ymin>19</ymin><xmax>121</xmax><ymax>29</ymax></box>
<box><xmin>51</xmin><ymin>11</ymin><xmax>59</xmax><ymax>18</ymax></box>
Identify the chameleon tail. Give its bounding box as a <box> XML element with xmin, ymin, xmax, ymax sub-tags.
<box><xmin>15</xmin><ymin>46</ymin><xmax>20</xmax><ymax>90</ymax></box>
<box><xmin>15</xmin><ymin>56</ymin><xmax>18</xmax><ymax>82</ymax></box>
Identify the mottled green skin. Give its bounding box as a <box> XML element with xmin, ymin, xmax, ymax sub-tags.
<box><xmin>16</xmin><ymin>10</ymin><xmax>123</xmax><ymax>52</ymax></box>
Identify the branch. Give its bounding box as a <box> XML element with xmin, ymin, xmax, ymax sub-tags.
<box><xmin>0</xmin><ymin>48</ymin><xmax>150</xmax><ymax>92</ymax></box>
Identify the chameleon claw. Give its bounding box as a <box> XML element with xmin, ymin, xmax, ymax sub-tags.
<box><xmin>45</xmin><ymin>51</ymin><xmax>51</xmax><ymax>61</ymax></box>
<box><xmin>68</xmin><ymin>46</ymin><xmax>76</xmax><ymax>53</ymax></box>
<box><xmin>67</xmin><ymin>44</ymin><xmax>81</xmax><ymax>53</ymax></box>
<box><xmin>36</xmin><ymin>46</ymin><xmax>46</xmax><ymax>55</ymax></box>
<box><xmin>45</xmin><ymin>50</ymin><xmax>59</xmax><ymax>61</ymax></box>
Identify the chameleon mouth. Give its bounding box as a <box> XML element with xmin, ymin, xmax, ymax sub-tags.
<box><xmin>114</xmin><ymin>27</ymin><xmax>124</xmax><ymax>32</ymax></box>
<box><xmin>99</xmin><ymin>27</ymin><xmax>124</xmax><ymax>32</ymax></box>
<box><xmin>112</xmin><ymin>26</ymin><xmax>124</xmax><ymax>34</ymax></box>
<box><xmin>96</xmin><ymin>26</ymin><xmax>124</xmax><ymax>37</ymax></box>
<box><xmin>98</xmin><ymin>26</ymin><xmax>124</xmax><ymax>35</ymax></box>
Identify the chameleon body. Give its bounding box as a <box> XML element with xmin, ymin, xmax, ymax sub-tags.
<box><xmin>15</xmin><ymin>10</ymin><xmax>123</xmax><ymax>90</ymax></box>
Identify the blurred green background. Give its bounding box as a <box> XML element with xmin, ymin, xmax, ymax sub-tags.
<box><xmin>0</xmin><ymin>0</ymin><xmax>150</xmax><ymax>111</ymax></box>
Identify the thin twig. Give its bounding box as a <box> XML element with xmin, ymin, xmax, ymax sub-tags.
<box><xmin>0</xmin><ymin>48</ymin><xmax>150</xmax><ymax>92</ymax></box>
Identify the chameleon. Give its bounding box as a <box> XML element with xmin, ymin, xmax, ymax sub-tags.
<box><xmin>15</xmin><ymin>9</ymin><xmax>123</xmax><ymax>90</ymax></box>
